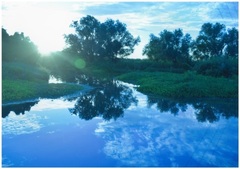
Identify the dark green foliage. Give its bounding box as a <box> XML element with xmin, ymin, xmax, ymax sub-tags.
<box><xmin>192</xmin><ymin>23</ymin><xmax>226</xmax><ymax>59</ymax></box>
<box><xmin>117</xmin><ymin>71</ymin><xmax>238</xmax><ymax>98</ymax></box>
<box><xmin>2</xmin><ymin>28</ymin><xmax>40</xmax><ymax>65</ymax></box>
<box><xmin>223</xmin><ymin>27</ymin><xmax>238</xmax><ymax>58</ymax></box>
<box><xmin>2</xmin><ymin>28</ymin><xmax>49</xmax><ymax>83</ymax></box>
<box><xmin>2</xmin><ymin>80</ymin><xmax>83</xmax><ymax>104</ymax></box>
<box><xmin>65</xmin><ymin>15</ymin><xmax>140</xmax><ymax>61</ymax></box>
<box><xmin>143</xmin><ymin>29</ymin><xmax>192</xmax><ymax>64</ymax></box>
<box><xmin>194</xmin><ymin>57</ymin><xmax>238</xmax><ymax>77</ymax></box>
<box><xmin>2</xmin><ymin>20</ymin><xmax>238</xmax><ymax>103</ymax></box>
<box><xmin>192</xmin><ymin>22</ymin><xmax>238</xmax><ymax>60</ymax></box>
<box><xmin>142</xmin><ymin>22</ymin><xmax>238</xmax><ymax>78</ymax></box>
<box><xmin>2</xmin><ymin>62</ymin><xmax>49</xmax><ymax>82</ymax></box>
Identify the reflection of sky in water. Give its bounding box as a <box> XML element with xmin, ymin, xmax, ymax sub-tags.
<box><xmin>2</xmin><ymin>112</ymin><xmax>42</xmax><ymax>135</ymax></box>
<box><xmin>2</xmin><ymin>98</ymin><xmax>77</xmax><ymax>136</ymax></box>
<box><xmin>95</xmin><ymin>104</ymin><xmax>238</xmax><ymax>167</ymax></box>
<box><xmin>2</xmin><ymin>87</ymin><xmax>238</xmax><ymax>167</ymax></box>
<box><xmin>31</xmin><ymin>98</ymin><xmax>76</xmax><ymax>111</ymax></box>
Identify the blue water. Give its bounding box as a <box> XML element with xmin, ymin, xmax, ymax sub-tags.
<box><xmin>2</xmin><ymin>81</ymin><xmax>238</xmax><ymax>167</ymax></box>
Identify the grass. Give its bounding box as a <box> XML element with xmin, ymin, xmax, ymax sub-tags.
<box><xmin>117</xmin><ymin>71</ymin><xmax>238</xmax><ymax>98</ymax></box>
<box><xmin>2</xmin><ymin>80</ymin><xmax>83</xmax><ymax>104</ymax></box>
<box><xmin>2</xmin><ymin>62</ymin><xmax>85</xmax><ymax>104</ymax></box>
<box><xmin>3</xmin><ymin>59</ymin><xmax>238</xmax><ymax>102</ymax></box>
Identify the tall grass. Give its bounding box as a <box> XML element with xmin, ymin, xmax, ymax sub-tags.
<box><xmin>2</xmin><ymin>80</ymin><xmax>83</xmax><ymax>104</ymax></box>
<box><xmin>2</xmin><ymin>62</ymin><xmax>49</xmax><ymax>81</ymax></box>
<box><xmin>117</xmin><ymin>71</ymin><xmax>238</xmax><ymax>98</ymax></box>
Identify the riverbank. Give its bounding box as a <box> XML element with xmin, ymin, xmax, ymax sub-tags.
<box><xmin>117</xmin><ymin>71</ymin><xmax>238</xmax><ymax>98</ymax></box>
<box><xmin>2</xmin><ymin>80</ymin><xmax>87</xmax><ymax>104</ymax></box>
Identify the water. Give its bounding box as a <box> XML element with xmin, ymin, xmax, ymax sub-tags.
<box><xmin>2</xmin><ymin>80</ymin><xmax>238</xmax><ymax>167</ymax></box>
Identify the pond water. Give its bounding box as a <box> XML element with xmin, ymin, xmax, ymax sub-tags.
<box><xmin>2</xmin><ymin>79</ymin><xmax>238</xmax><ymax>167</ymax></box>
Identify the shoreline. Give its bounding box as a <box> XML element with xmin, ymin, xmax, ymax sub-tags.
<box><xmin>2</xmin><ymin>83</ymin><xmax>94</xmax><ymax>106</ymax></box>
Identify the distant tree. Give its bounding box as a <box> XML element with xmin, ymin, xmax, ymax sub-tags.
<box><xmin>191</xmin><ymin>23</ymin><xmax>238</xmax><ymax>77</ymax></box>
<box><xmin>191</xmin><ymin>22</ymin><xmax>235</xmax><ymax>60</ymax></box>
<box><xmin>2</xmin><ymin>28</ymin><xmax>40</xmax><ymax>64</ymax></box>
<box><xmin>143</xmin><ymin>29</ymin><xmax>192</xmax><ymax>63</ymax></box>
<box><xmin>142</xmin><ymin>34</ymin><xmax>162</xmax><ymax>61</ymax></box>
<box><xmin>223</xmin><ymin>27</ymin><xmax>238</xmax><ymax>58</ymax></box>
<box><xmin>65</xmin><ymin>15</ymin><xmax>140</xmax><ymax>61</ymax></box>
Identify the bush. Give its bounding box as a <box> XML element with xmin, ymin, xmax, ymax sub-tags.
<box><xmin>117</xmin><ymin>71</ymin><xmax>238</xmax><ymax>98</ymax></box>
<box><xmin>2</xmin><ymin>62</ymin><xmax>49</xmax><ymax>82</ymax></box>
<box><xmin>194</xmin><ymin>57</ymin><xmax>238</xmax><ymax>77</ymax></box>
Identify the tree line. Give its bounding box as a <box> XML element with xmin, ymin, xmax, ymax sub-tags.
<box><xmin>2</xmin><ymin>28</ymin><xmax>40</xmax><ymax>65</ymax></box>
<box><xmin>2</xmin><ymin>15</ymin><xmax>238</xmax><ymax>77</ymax></box>
<box><xmin>143</xmin><ymin>23</ymin><xmax>238</xmax><ymax>63</ymax></box>
<box><xmin>64</xmin><ymin>15</ymin><xmax>140</xmax><ymax>61</ymax></box>
<box><xmin>65</xmin><ymin>15</ymin><xmax>238</xmax><ymax>62</ymax></box>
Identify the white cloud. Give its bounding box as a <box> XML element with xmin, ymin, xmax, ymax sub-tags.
<box><xmin>94</xmin><ymin>103</ymin><xmax>238</xmax><ymax>166</ymax></box>
<box><xmin>31</xmin><ymin>98</ymin><xmax>77</xmax><ymax>111</ymax></box>
<box><xmin>2</xmin><ymin>112</ymin><xmax>42</xmax><ymax>135</ymax></box>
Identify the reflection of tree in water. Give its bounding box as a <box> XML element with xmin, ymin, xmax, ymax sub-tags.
<box><xmin>2</xmin><ymin>100</ymin><xmax>39</xmax><ymax>118</ymax></box>
<box><xmin>147</xmin><ymin>96</ymin><xmax>238</xmax><ymax>123</ymax></box>
<box><xmin>192</xmin><ymin>98</ymin><xmax>238</xmax><ymax>122</ymax></box>
<box><xmin>69</xmin><ymin>80</ymin><xmax>137</xmax><ymax>121</ymax></box>
<box><xmin>147</xmin><ymin>97</ymin><xmax>187</xmax><ymax>116</ymax></box>
<box><xmin>193</xmin><ymin>103</ymin><xmax>220</xmax><ymax>123</ymax></box>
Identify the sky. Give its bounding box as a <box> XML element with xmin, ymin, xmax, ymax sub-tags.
<box><xmin>1</xmin><ymin>1</ymin><xmax>239</xmax><ymax>58</ymax></box>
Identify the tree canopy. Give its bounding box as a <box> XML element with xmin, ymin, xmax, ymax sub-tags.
<box><xmin>143</xmin><ymin>29</ymin><xmax>192</xmax><ymax>63</ymax></box>
<box><xmin>223</xmin><ymin>27</ymin><xmax>238</xmax><ymax>58</ymax></box>
<box><xmin>192</xmin><ymin>22</ymin><xmax>238</xmax><ymax>60</ymax></box>
<box><xmin>2</xmin><ymin>28</ymin><xmax>40</xmax><ymax>65</ymax></box>
<box><xmin>65</xmin><ymin>15</ymin><xmax>140</xmax><ymax>61</ymax></box>
<box><xmin>143</xmin><ymin>22</ymin><xmax>238</xmax><ymax>63</ymax></box>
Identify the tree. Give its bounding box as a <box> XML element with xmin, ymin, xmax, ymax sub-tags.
<box><xmin>192</xmin><ymin>22</ymin><xmax>226</xmax><ymax>60</ymax></box>
<box><xmin>2</xmin><ymin>28</ymin><xmax>40</xmax><ymax>65</ymax></box>
<box><xmin>143</xmin><ymin>29</ymin><xmax>192</xmax><ymax>63</ymax></box>
<box><xmin>142</xmin><ymin>34</ymin><xmax>162</xmax><ymax>61</ymax></box>
<box><xmin>65</xmin><ymin>15</ymin><xmax>140</xmax><ymax>61</ymax></box>
<box><xmin>223</xmin><ymin>27</ymin><xmax>238</xmax><ymax>58</ymax></box>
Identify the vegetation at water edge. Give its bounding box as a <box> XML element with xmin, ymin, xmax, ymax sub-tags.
<box><xmin>2</xmin><ymin>16</ymin><xmax>238</xmax><ymax>102</ymax></box>
<box><xmin>117</xmin><ymin>71</ymin><xmax>238</xmax><ymax>98</ymax></box>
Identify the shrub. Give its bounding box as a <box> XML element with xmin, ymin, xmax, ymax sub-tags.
<box><xmin>194</xmin><ymin>57</ymin><xmax>238</xmax><ymax>77</ymax></box>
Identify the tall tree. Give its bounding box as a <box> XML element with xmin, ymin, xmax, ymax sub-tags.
<box><xmin>65</xmin><ymin>15</ymin><xmax>140</xmax><ymax>61</ymax></box>
<box><xmin>143</xmin><ymin>29</ymin><xmax>192</xmax><ymax>63</ymax></box>
<box><xmin>223</xmin><ymin>27</ymin><xmax>238</xmax><ymax>58</ymax></box>
<box><xmin>2</xmin><ymin>28</ymin><xmax>39</xmax><ymax>64</ymax></box>
<box><xmin>192</xmin><ymin>22</ymin><xmax>226</xmax><ymax>60</ymax></box>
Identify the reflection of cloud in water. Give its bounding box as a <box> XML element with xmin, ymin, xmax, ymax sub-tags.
<box><xmin>95</xmin><ymin>105</ymin><xmax>238</xmax><ymax>167</ymax></box>
<box><xmin>128</xmin><ymin>89</ymin><xmax>148</xmax><ymax>109</ymax></box>
<box><xmin>31</xmin><ymin>99</ymin><xmax>76</xmax><ymax>111</ymax></box>
<box><xmin>2</xmin><ymin>112</ymin><xmax>42</xmax><ymax>135</ymax></box>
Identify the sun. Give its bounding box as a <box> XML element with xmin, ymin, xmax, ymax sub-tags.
<box><xmin>2</xmin><ymin>2</ymin><xmax>74</xmax><ymax>56</ymax></box>
<box><xmin>35</xmin><ymin>37</ymin><xmax>64</xmax><ymax>56</ymax></box>
<box><xmin>30</xmin><ymin>24</ymin><xmax>67</xmax><ymax>56</ymax></box>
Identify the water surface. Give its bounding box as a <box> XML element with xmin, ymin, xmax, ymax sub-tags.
<box><xmin>2</xmin><ymin>80</ymin><xmax>238</xmax><ymax>167</ymax></box>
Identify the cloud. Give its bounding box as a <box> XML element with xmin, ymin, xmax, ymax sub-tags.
<box><xmin>95</xmin><ymin>104</ymin><xmax>238</xmax><ymax>167</ymax></box>
<box><xmin>31</xmin><ymin>98</ymin><xmax>76</xmax><ymax>111</ymax></box>
<box><xmin>2</xmin><ymin>112</ymin><xmax>42</xmax><ymax>135</ymax></box>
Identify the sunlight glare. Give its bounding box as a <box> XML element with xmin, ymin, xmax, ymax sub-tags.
<box><xmin>2</xmin><ymin>2</ymin><xmax>75</xmax><ymax>55</ymax></box>
<box><xmin>29</xmin><ymin>8</ymin><xmax>70</xmax><ymax>55</ymax></box>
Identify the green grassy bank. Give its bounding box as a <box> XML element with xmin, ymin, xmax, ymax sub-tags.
<box><xmin>117</xmin><ymin>71</ymin><xmax>238</xmax><ymax>98</ymax></box>
<box><xmin>2</xmin><ymin>80</ymin><xmax>83</xmax><ymax>104</ymax></box>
